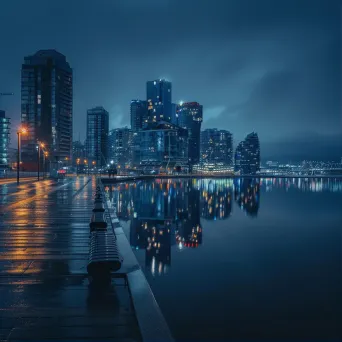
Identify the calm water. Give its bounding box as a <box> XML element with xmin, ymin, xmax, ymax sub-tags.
<box><xmin>107</xmin><ymin>178</ymin><xmax>342</xmax><ymax>341</ymax></box>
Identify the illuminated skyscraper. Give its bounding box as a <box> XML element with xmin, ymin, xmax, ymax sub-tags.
<box><xmin>108</xmin><ymin>127</ymin><xmax>132</xmax><ymax>167</ymax></box>
<box><xmin>130</xmin><ymin>100</ymin><xmax>147</xmax><ymax>132</ymax></box>
<box><xmin>0</xmin><ymin>110</ymin><xmax>10</xmax><ymax>169</ymax></box>
<box><xmin>21</xmin><ymin>50</ymin><xmax>72</xmax><ymax>169</ymax></box>
<box><xmin>200</xmin><ymin>129</ymin><xmax>233</xmax><ymax>166</ymax></box>
<box><xmin>177</xmin><ymin>102</ymin><xmax>203</xmax><ymax>166</ymax></box>
<box><xmin>146</xmin><ymin>79</ymin><xmax>172</xmax><ymax>125</ymax></box>
<box><xmin>139</xmin><ymin>121</ymin><xmax>189</xmax><ymax>171</ymax></box>
<box><xmin>234</xmin><ymin>132</ymin><xmax>260</xmax><ymax>175</ymax></box>
<box><xmin>72</xmin><ymin>141</ymin><xmax>86</xmax><ymax>166</ymax></box>
<box><xmin>171</xmin><ymin>103</ymin><xmax>177</xmax><ymax>125</ymax></box>
<box><xmin>86</xmin><ymin>106</ymin><xmax>109</xmax><ymax>167</ymax></box>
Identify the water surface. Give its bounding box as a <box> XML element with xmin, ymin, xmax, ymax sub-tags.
<box><xmin>108</xmin><ymin>178</ymin><xmax>342</xmax><ymax>341</ymax></box>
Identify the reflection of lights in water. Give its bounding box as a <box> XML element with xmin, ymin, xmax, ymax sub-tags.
<box><xmin>151</xmin><ymin>256</ymin><xmax>156</xmax><ymax>276</ymax></box>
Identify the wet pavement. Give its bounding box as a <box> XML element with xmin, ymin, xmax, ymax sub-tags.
<box><xmin>0</xmin><ymin>176</ymin><xmax>141</xmax><ymax>342</ymax></box>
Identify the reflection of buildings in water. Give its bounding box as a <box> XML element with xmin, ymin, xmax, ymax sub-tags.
<box><xmin>108</xmin><ymin>183</ymin><xmax>133</xmax><ymax>221</ymax></box>
<box><xmin>145</xmin><ymin>220</ymin><xmax>173</xmax><ymax>276</ymax></box>
<box><xmin>130</xmin><ymin>218</ymin><xmax>174</xmax><ymax>276</ymax></box>
<box><xmin>234</xmin><ymin>178</ymin><xmax>260</xmax><ymax>217</ymax></box>
<box><xmin>127</xmin><ymin>179</ymin><xmax>203</xmax><ymax>275</ymax></box>
<box><xmin>175</xmin><ymin>184</ymin><xmax>202</xmax><ymax>248</ymax></box>
<box><xmin>198</xmin><ymin>179</ymin><xmax>233</xmax><ymax>220</ymax></box>
<box><xmin>176</xmin><ymin>223</ymin><xmax>202</xmax><ymax>248</ymax></box>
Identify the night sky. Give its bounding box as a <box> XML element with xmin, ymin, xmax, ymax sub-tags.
<box><xmin>0</xmin><ymin>0</ymin><xmax>341</xmax><ymax>161</ymax></box>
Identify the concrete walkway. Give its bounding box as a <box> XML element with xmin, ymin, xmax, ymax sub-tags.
<box><xmin>0</xmin><ymin>176</ymin><xmax>141</xmax><ymax>342</ymax></box>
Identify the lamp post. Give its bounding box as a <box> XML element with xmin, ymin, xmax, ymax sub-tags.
<box><xmin>37</xmin><ymin>142</ymin><xmax>45</xmax><ymax>181</ymax></box>
<box><xmin>65</xmin><ymin>157</ymin><xmax>69</xmax><ymax>175</ymax></box>
<box><xmin>84</xmin><ymin>159</ymin><xmax>88</xmax><ymax>175</ymax></box>
<box><xmin>44</xmin><ymin>151</ymin><xmax>48</xmax><ymax>179</ymax></box>
<box><xmin>37</xmin><ymin>143</ymin><xmax>40</xmax><ymax>181</ymax></box>
<box><xmin>16</xmin><ymin>127</ymin><xmax>27</xmax><ymax>185</ymax></box>
<box><xmin>76</xmin><ymin>158</ymin><xmax>80</xmax><ymax>175</ymax></box>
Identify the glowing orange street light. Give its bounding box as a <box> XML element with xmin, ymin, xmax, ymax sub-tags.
<box><xmin>18</xmin><ymin>127</ymin><xmax>27</xmax><ymax>135</ymax></box>
<box><xmin>92</xmin><ymin>161</ymin><xmax>96</xmax><ymax>165</ymax></box>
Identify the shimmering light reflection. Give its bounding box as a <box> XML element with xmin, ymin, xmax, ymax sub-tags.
<box><xmin>106</xmin><ymin>177</ymin><xmax>342</xmax><ymax>278</ymax></box>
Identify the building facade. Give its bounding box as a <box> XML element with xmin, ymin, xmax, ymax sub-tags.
<box><xmin>146</xmin><ymin>79</ymin><xmax>172</xmax><ymax>126</ymax></box>
<box><xmin>108</xmin><ymin>127</ymin><xmax>132</xmax><ymax>168</ymax></box>
<box><xmin>130</xmin><ymin>100</ymin><xmax>147</xmax><ymax>132</ymax></box>
<box><xmin>86</xmin><ymin>106</ymin><xmax>109</xmax><ymax>167</ymax></box>
<box><xmin>234</xmin><ymin>132</ymin><xmax>260</xmax><ymax>175</ymax></box>
<box><xmin>171</xmin><ymin>103</ymin><xmax>177</xmax><ymax>125</ymax></box>
<box><xmin>72</xmin><ymin>141</ymin><xmax>86</xmax><ymax>166</ymax></box>
<box><xmin>139</xmin><ymin>121</ymin><xmax>188</xmax><ymax>171</ymax></box>
<box><xmin>21</xmin><ymin>50</ymin><xmax>72</xmax><ymax>170</ymax></box>
<box><xmin>200</xmin><ymin>129</ymin><xmax>233</xmax><ymax>166</ymax></box>
<box><xmin>177</xmin><ymin>102</ymin><xmax>203</xmax><ymax>166</ymax></box>
<box><xmin>0</xmin><ymin>110</ymin><xmax>10</xmax><ymax>169</ymax></box>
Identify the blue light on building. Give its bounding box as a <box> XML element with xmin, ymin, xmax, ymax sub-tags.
<box><xmin>0</xmin><ymin>110</ymin><xmax>10</xmax><ymax>169</ymax></box>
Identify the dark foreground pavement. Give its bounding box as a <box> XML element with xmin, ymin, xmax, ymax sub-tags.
<box><xmin>0</xmin><ymin>177</ymin><xmax>141</xmax><ymax>342</ymax></box>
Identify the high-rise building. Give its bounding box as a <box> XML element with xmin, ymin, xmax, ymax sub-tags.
<box><xmin>86</xmin><ymin>106</ymin><xmax>109</xmax><ymax>167</ymax></box>
<box><xmin>234</xmin><ymin>132</ymin><xmax>260</xmax><ymax>175</ymax></box>
<box><xmin>177</xmin><ymin>102</ymin><xmax>203</xmax><ymax>165</ymax></box>
<box><xmin>0</xmin><ymin>110</ymin><xmax>10</xmax><ymax>169</ymax></box>
<box><xmin>139</xmin><ymin>121</ymin><xmax>188</xmax><ymax>171</ymax></box>
<box><xmin>146</xmin><ymin>79</ymin><xmax>172</xmax><ymax>126</ymax></box>
<box><xmin>200</xmin><ymin>129</ymin><xmax>233</xmax><ymax>166</ymax></box>
<box><xmin>21</xmin><ymin>50</ymin><xmax>72</xmax><ymax>170</ymax></box>
<box><xmin>108</xmin><ymin>127</ymin><xmax>132</xmax><ymax>168</ymax></box>
<box><xmin>130</xmin><ymin>100</ymin><xmax>147</xmax><ymax>132</ymax></box>
<box><xmin>131</xmin><ymin>131</ymin><xmax>141</xmax><ymax>167</ymax></box>
<box><xmin>171</xmin><ymin>103</ymin><xmax>177</xmax><ymax>125</ymax></box>
<box><xmin>72</xmin><ymin>141</ymin><xmax>86</xmax><ymax>166</ymax></box>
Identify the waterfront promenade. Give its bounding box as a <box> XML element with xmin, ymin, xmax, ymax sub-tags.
<box><xmin>0</xmin><ymin>177</ymin><xmax>144</xmax><ymax>341</ymax></box>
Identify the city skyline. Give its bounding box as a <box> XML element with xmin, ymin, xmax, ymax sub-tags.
<box><xmin>0</xmin><ymin>0</ymin><xmax>341</xmax><ymax>161</ymax></box>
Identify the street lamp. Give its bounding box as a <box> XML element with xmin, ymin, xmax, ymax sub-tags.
<box><xmin>76</xmin><ymin>158</ymin><xmax>80</xmax><ymax>175</ymax></box>
<box><xmin>44</xmin><ymin>151</ymin><xmax>48</xmax><ymax>179</ymax></box>
<box><xmin>16</xmin><ymin>127</ymin><xmax>27</xmax><ymax>184</ymax></box>
<box><xmin>84</xmin><ymin>159</ymin><xmax>88</xmax><ymax>176</ymax></box>
<box><xmin>37</xmin><ymin>141</ymin><xmax>45</xmax><ymax>181</ymax></box>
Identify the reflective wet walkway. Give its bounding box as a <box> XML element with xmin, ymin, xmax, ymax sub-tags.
<box><xmin>0</xmin><ymin>177</ymin><xmax>141</xmax><ymax>342</ymax></box>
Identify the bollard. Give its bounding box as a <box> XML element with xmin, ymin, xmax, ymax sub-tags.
<box><xmin>95</xmin><ymin>193</ymin><xmax>103</xmax><ymax>200</ymax></box>
<box><xmin>88</xmin><ymin>230</ymin><xmax>122</xmax><ymax>278</ymax></box>
<box><xmin>89</xmin><ymin>211</ymin><xmax>107</xmax><ymax>232</ymax></box>
<box><xmin>93</xmin><ymin>201</ymin><xmax>105</xmax><ymax>212</ymax></box>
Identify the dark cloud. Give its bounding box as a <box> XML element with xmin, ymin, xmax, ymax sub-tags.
<box><xmin>262</xmin><ymin>132</ymin><xmax>342</xmax><ymax>162</ymax></box>
<box><xmin>0</xmin><ymin>0</ymin><xmax>341</xmax><ymax>160</ymax></box>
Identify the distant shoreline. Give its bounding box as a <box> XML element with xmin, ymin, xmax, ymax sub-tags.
<box><xmin>101</xmin><ymin>174</ymin><xmax>342</xmax><ymax>183</ymax></box>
